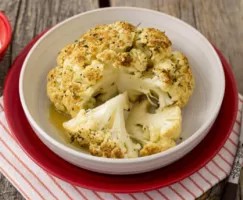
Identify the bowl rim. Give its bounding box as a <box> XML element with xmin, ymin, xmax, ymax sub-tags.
<box><xmin>19</xmin><ymin>6</ymin><xmax>225</xmax><ymax>164</ymax></box>
<box><xmin>0</xmin><ymin>11</ymin><xmax>12</xmax><ymax>56</ymax></box>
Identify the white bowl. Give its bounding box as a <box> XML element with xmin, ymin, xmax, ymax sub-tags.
<box><xmin>19</xmin><ymin>7</ymin><xmax>225</xmax><ymax>175</ymax></box>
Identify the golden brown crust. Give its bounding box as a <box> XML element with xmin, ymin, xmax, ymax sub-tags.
<box><xmin>140</xmin><ymin>143</ymin><xmax>162</xmax><ymax>156</ymax></box>
<box><xmin>138</xmin><ymin>28</ymin><xmax>172</xmax><ymax>48</ymax></box>
<box><xmin>57</xmin><ymin>43</ymin><xmax>76</xmax><ymax>66</ymax></box>
<box><xmin>82</xmin><ymin>64</ymin><xmax>103</xmax><ymax>83</ymax></box>
<box><xmin>115</xmin><ymin>52</ymin><xmax>133</xmax><ymax>67</ymax></box>
<box><xmin>46</xmin><ymin>67</ymin><xmax>66</xmax><ymax>112</ymax></box>
<box><xmin>140</xmin><ymin>138</ymin><xmax>176</xmax><ymax>156</ymax></box>
<box><xmin>154</xmin><ymin>51</ymin><xmax>195</xmax><ymax>107</ymax></box>
<box><xmin>72</xmin><ymin>131</ymin><xmax>126</xmax><ymax>158</ymax></box>
<box><xmin>135</xmin><ymin>28</ymin><xmax>172</xmax><ymax>63</ymax></box>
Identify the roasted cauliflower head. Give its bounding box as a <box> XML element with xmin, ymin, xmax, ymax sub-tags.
<box><xmin>47</xmin><ymin>21</ymin><xmax>195</xmax><ymax>158</ymax></box>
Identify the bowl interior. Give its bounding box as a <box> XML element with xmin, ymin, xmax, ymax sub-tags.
<box><xmin>20</xmin><ymin>8</ymin><xmax>224</xmax><ymax>155</ymax></box>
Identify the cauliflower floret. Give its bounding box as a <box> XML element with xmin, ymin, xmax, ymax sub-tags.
<box><xmin>63</xmin><ymin>92</ymin><xmax>141</xmax><ymax>158</ymax></box>
<box><xmin>117</xmin><ymin>51</ymin><xmax>194</xmax><ymax>109</ymax></box>
<box><xmin>47</xmin><ymin>59</ymin><xmax>118</xmax><ymax>117</ymax></box>
<box><xmin>96</xmin><ymin>49</ymin><xmax>117</xmax><ymax>66</ymax></box>
<box><xmin>153</xmin><ymin>51</ymin><xmax>194</xmax><ymax>107</ymax></box>
<box><xmin>135</xmin><ymin>28</ymin><xmax>172</xmax><ymax>63</ymax></box>
<box><xmin>80</xmin><ymin>21</ymin><xmax>136</xmax><ymax>54</ymax></box>
<box><xmin>126</xmin><ymin>100</ymin><xmax>182</xmax><ymax>156</ymax></box>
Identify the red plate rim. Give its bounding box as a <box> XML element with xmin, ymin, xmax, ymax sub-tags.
<box><xmin>3</xmin><ymin>32</ymin><xmax>238</xmax><ymax>193</ymax></box>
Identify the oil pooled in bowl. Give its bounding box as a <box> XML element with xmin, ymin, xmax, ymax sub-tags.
<box><xmin>49</xmin><ymin>104</ymin><xmax>70</xmax><ymax>140</ymax></box>
<box><xmin>48</xmin><ymin>104</ymin><xmax>88</xmax><ymax>152</ymax></box>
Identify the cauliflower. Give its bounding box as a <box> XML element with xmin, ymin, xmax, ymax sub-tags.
<box><xmin>63</xmin><ymin>92</ymin><xmax>141</xmax><ymax>158</ymax></box>
<box><xmin>126</xmin><ymin>100</ymin><xmax>182</xmax><ymax>156</ymax></box>
<box><xmin>47</xmin><ymin>21</ymin><xmax>194</xmax><ymax>116</ymax></box>
<box><xmin>135</xmin><ymin>28</ymin><xmax>172</xmax><ymax>63</ymax></box>
<box><xmin>47</xmin><ymin>21</ymin><xmax>195</xmax><ymax>158</ymax></box>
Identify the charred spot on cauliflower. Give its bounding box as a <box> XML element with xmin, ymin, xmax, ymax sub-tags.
<box><xmin>114</xmin><ymin>49</ymin><xmax>148</xmax><ymax>77</ymax></box>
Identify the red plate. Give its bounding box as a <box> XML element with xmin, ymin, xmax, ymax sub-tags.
<box><xmin>4</xmin><ymin>32</ymin><xmax>238</xmax><ymax>193</ymax></box>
